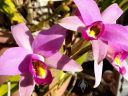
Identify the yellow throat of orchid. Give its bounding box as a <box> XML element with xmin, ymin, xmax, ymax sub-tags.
<box><xmin>89</xmin><ymin>30</ymin><xmax>96</xmax><ymax>37</ymax></box>
<box><xmin>87</xmin><ymin>26</ymin><xmax>100</xmax><ymax>38</ymax></box>
<box><xmin>114</xmin><ymin>54</ymin><xmax>121</xmax><ymax>66</ymax></box>
<box><xmin>33</xmin><ymin>61</ymin><xmax>47</xmax><ymax>78</ymax></box>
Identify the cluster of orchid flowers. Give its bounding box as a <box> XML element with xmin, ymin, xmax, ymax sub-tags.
<box><xmin>0</xmin><ymin>0</ymin><xmax>128</xmax><ymax>96</ymax></box>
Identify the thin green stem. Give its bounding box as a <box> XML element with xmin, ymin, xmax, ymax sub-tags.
<box><xmin>71</xmin><ymin>44</ymin><xmax>92</xmax><ymax>60</ymax></box>
<box><xmin>44</xmin><ymin>73</ymin><xmax>70</xmax><ymax>96</ymax></box>
<box><xmin>65</xmin><ymin>74</ymin><xmax>77</xmax><ymax>96</ymax></box>
<box><xmin>119</xmin><ymin>0</ymin><xmax>128</xmax><ymax>8</ymax></box>
<box><xmin>8</xmin><ymin>81</ymin><xmax>11</xmax><ymax>96</ymax></box>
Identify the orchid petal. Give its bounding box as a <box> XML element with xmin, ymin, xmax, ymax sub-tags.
<box><xmin>19</xmin><ymin>73</ymin><xmax>35</xmax><ymax>96</ymax></box>
<box><xmin>121</xmin><ymin>61</ymin><xmax>128</xmax><ymax>80</ymax></box>
<box><xmin>73</xmin><ymin>0</ymin><xmax>101</xmax><ymax>25</ymax></box>
<box><xmin>107</xmin><ymin>45</ymin><xmax>116</xmax><ymax>59</ymax></box>
<box><xmin>102</xmin><ymin>3</ymin><xmax>123</xmax><ymax>24</ymax></box>
<box><xmin>91</xmin><ymin>40</ymin><xmax>107</xmax><ymax>87</ymax></box>
<box><xmin>0</xmin><ymin>47</ymin><xmax>31</xmax><ymax>75</ymax></box>
<box><xmin>11</xmin><ymin>23</ymin><xmax>34</xmax><ymax>51</ymax></box>
<box><xmin>75</xmin><ymin>9</ymin><xmax>85</xmax><ymax>23</ymax></box>
<box><xmin>125</xmin><ymin>26</ymin><xmax>128</xmax><ymax>31</ymax></box>
<box><xmin>94</xmin><ymin>61</ymin><xmax>103</xmax><ymax>88</ymax></box>
<box><xmin>45</xmin><ymin>52</ymin><xmax>83</xmax><ymax>73</ymax></box>
<box><xmin>91</xmin><ymin>40</ymin><xmax>108</xmax><ymax>64</ymax></box>
<box><xmin>32</xmin><ymin>24</ymin><xmax>66</xmax><ymax>57</ymax></box>
<box><xmin>59</xmin><ymin>16</ymin><xmax>85</xmax><ymax>31</ymax></box>
<box><xmin>100</xmin><ymin>24</ymin><xmax>128</xmax><ymax>51</ymax></box>
<box><xmin>111</xmin><ymin>60</ymin><xmax>128</xmax><ymax>80</ymax></box>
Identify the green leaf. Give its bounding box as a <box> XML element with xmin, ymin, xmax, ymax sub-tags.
<box><xmin>76</xmin><ymin>52</ymin><xmax>88</xmax><ymax>65</ymax></box>
<box><xmin>119</xmin><ymin>1</ymin><xmax>128</xmax><ymax>12</ymax></box>
<box><xmin>116</xmin><ymin>0</ymin><xmax>122</xmax><ymax>4</ymax></box>
<box><xmin>71</xmin><ymin>41</ymin><xmax>91</xmax><ymax>65</ymax></box>
<box><xmin>0</xmin><ymin>0</ymin><xmax>24</xmax><ymax>23</ymax></box>
<box><xmin>0</xmin><ymin>75</ymin><xmax>20</xmax><ymax>96</ymax></box>
<box><xmin>98</xmin><ymin>0</ymin><xmax>114</xmax><ymax>11</ymax></box>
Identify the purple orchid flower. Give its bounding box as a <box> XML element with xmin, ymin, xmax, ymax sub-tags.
<box><xmin>0</xmin><ymin>23</ymin><xmax>82</xmax><ymax>96</ymax></box>
<box><xmin>107</xmin><ymin>44</ymin><xmax>128</xmax><ymax>80</ymax></box>
<box><xmin>107</xmin><ymin>25</ymin><xmax>128</xmax><ymax>80</ymax></box>
<box><xmin>59</xmin><ymin>0</ymin><xmax>128</xmax><ymax>87</ymax></box>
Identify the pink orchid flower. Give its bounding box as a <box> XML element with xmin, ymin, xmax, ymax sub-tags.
<box><xmin>107</xmin><ymin>25</ymin><xmax>128</xmax><ymax>81</ymax></box>
<box><xmin>59</xmin><ymin>0</ymin><xmax>128</xmax><ymax>87</ymax></box>
<box><xmin>0</xmin><ymin>23</ymin><xmax>82</xmax><ymax>96</ymax></box>
<box><xmin>107</xmin><ymin>44</ymin><xmax>128</xmax><ymax>80</ymax></box>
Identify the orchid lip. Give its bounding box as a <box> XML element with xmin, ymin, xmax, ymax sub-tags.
<box><xmin>119</xmin><ymin>66</ymin><xmax>126</xmax><ymax>75</ymax></box>
<box><xmin>29</xmin><ymin>57</ymin><xmax>52</xmax><ymax>85</ymax></box>
<box><xmin>82</xmin><ymin>21</ymin><xmax>104</xmax><ymax>40</ymax></box>
<box><xmin>113</xmin><ymin>52</ymin><xmax>128</xmax><ymax>75</ymax></box>
<box><xmin>114</xmin><ymin>51</ymin><xmax>128</xmax><ymax>65</ymax></box>
<box><xmin>32</xmin><ymin>60</ymin><xmax>47</xmax><ymax>79</ymax></box>
<box><xmin>114</xmin><ymin>54</ymin><xmax>122</xmax><ymax>66</ymax></box>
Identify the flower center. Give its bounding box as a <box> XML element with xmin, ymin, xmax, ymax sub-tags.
<box><xmin>114</xmin><ymin>54</ymin><xmax>121</xmax><ymax>66</ymax></box>
<box><xmin>32</xmin><ymin>60</ymin><xmax>47</xmax><ymax>78</ymax></box>
<box><xmin>113</xmin><ymin>52</ymin><xmax>128</xmax><ymax>75</ymax></box>
<box><xmin>87</xmin><ymin>26</ymin><xmax>100</xmax><ymax>38</ymax></box>
<box><xmin>82</xmin><ymin>21</ymin><xmax>104</xmax><ymax>40</ymax></box>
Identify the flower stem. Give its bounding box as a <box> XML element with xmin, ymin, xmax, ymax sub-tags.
<box><xmin>65</xmin><ymin>73</ymin><xmax>77</xmax><ymax>96</ymax></box>
<box><xmin>8</xmin><ymin>81</ymin><xmax>11</xmax><ymax>96</ymax></box>
<box><xmin>44</xmin><ymin>73</ymin><xmax>70</xmax><ymax>96</ymax></box>
<box><xmin>71</xmin><ymin>44</ymin><xmax>92</xmax><ymax>60</ymax></box>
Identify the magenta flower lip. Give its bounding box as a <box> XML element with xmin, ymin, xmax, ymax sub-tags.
<box><xmin>82</xmin><ymin>21</ymin><xmax>104</xmax><ymax>40</ymax></box>
<box><xmin>107</xmin><ymin>48</ymin><xmax>128</xmax><ymax>78</ymax></box>
<box><xmin>119</xmin><ymin>66</ymin><xmax>126</xmax><ymax>75</ymax></box>
<box><xmin>29</xmin><ymin>55</ymin><xmax>48</xmax><ymax>79</ymax></box>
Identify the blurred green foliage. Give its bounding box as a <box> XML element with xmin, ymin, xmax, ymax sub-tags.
<box><xmin>97</xmin><ymin>0</ymin><xmax>128</xmax><ymax>11</ymax></box>
<box><xmin>0</xmin><ymin>76</ymin><xmax>19</xmax><ymax>96</ymax></box>
<box><xmin>0</xmin><ymin>0</ymin><xmax>24</xmax><ymax>24</ymax></box>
